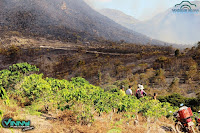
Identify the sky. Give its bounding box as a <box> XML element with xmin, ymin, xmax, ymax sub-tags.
<box><xmin>84</xmin><ymin>0</ymin><xmax>200</xmax><ymax>21</ymax></box>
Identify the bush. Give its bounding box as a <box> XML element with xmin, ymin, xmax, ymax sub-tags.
<box><xmin>158</xmin><ymin>93</ymin><xmax>185</xmax><ymax>107</ymax></box>
<box><xmin>0</xmin><ymin>109</ymin><xmax>3</xmax><ymax>127</ymax></box>
<box><xmin>0</xmin><ymin>87</ymin><xmax>9</xmax><ymax>105</ymax></box>
<box><xmin>158</xmin><ymin>93</ymin><xmax>200</xmax><ymax>111</ymax></box>
<box><xmin>9</xmin><ymin>62</ymin><xmax>39</xmax><ymax>74</ymax></box>
<box><xmin>0</xmin><ymin>63</ymin><xmax>181</xmax><ymax>123</ymax></box>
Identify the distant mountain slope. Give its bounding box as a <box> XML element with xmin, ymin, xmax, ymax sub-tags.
<box><xmin>99</xmin><ymin>8</ymin><xmax>139</xmax><ymax>30</ymax></box>
<box><xmin>0</xmin><ymin>0</ymin><xmax>164</xmax><ymax>45</ymax></box>
<box><xmin>134</xmin><ymin>2</ymin><xmax>200</xmax><ymax>44</ymax></box>
<box><xmin>98</xmin><ymin>1</ymin><xmax>200</xmax><ymax>45</ymax></box>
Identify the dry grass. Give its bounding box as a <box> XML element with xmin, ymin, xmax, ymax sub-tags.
<box><xmin>0</xmin><ymin>101</ymin><xmax>173</xmax><ymax>133</ymax></box>
<box><xmin>0</xmin><ymin>35</ymin><xmax>74</xmax><ymax>49</ymax></box>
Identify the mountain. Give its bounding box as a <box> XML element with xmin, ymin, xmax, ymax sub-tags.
<box><xmin>98</xmin><ymin>1</ymin><xmax>200</xmax><ymax>45</ymax></box>
<box><xmin>134</xmin><ymin>1</ymin><xmax>200</xmax><ymax>44</ymax></box>
<box><xmin>0</xmin><ymin>0</ymin><xmax>163</xmax><ymax>45</ymax></box>
<box><xmin>99</xmin><ymin>8</ymin><xmax>139</xmax><ymax>31</ymax></box>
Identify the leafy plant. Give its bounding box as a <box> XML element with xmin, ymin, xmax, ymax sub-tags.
<box><xmin>0</xmin><ymin>63</ymin><xmax>184</xmax><ymax>124</ymax></box>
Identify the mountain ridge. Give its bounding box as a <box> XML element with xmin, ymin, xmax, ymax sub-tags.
<box><xmin>0</xmin><ymin>0</ymin><xmax>171</xmax><ymax>45</ymax></box>
<box><xmin>99</xmin><ymin>8</ymin><xmax>139</xmax><ymax>30</ymax></box>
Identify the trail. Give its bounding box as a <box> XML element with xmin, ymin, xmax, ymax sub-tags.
<box><xmin>39</xmin><ymin>45</ymin><xmax>139</xmax><ymax>56</ymax></box>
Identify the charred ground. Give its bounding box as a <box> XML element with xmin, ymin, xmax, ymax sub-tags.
<box><xmin>0</xmin><ymin>33</ymin><xmax>199</xmax><ymax>98</ymax></box>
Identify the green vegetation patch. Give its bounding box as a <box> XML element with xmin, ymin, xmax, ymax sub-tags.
<box><xmin>0</xmin><ymin>63</ymin><xmax>181</xmax><ymax>124</ymax></box>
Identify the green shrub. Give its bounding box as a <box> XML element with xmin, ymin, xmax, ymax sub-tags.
<box><xmin>0</xmin><ymin>110</ymin><xmax>3</xmax><ymax>128</ymax></box>
<box><xmin>9</xmin><ymin>62</ymin><xmax>39</xmax><ymax>74</ymax></box>
<box><xmin>0</xmin><ymin>63</ymin><xmax>182</xmax><ymax>123</ymax></box>
<box><xmin>158</xmin><ymin>93</ymin><xmax>200</xmax><ymax>111</ymax></box>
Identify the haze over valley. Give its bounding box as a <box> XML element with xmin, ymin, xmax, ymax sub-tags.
<box><xmin>98</xmin><ymin>1</ymin><xmax>200</xmax><ymax>45</ymax></box>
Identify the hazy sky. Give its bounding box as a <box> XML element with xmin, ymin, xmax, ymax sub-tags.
<box><xmin>84</xmin><ymin>0</ymin><xmax>200</xmax><ymax>21</ymax></box>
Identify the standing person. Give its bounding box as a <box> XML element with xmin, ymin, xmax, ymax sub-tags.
<box><xmin>126</xmin><ymin>85</ymin><xmax>133</xmax><ymax>95</ymax></box>
<box><xmin>136</xmin><ymin>84</ymin><xmax>147</xmax><ymax>99</ymax></box>
<box><xmin>119</xmin><ymin>85</ymin><xmax>126</xmax><ymax>97</ymax></box>
<box><xmin>153</xmin><ymin>93</ymin><xmax>157</xmax><ymax>100</ymax></box>
<box><xmin>135</xmin><ymin>84</ymin><xmax>141</xmax><ymax>97</ymax></box>
<box><xmin>140</xmin><ymin>84</ymin><xmax>147</xmax><ymax>96</ymax></box>
<box><xmin>137</xmin><ymin>84</ymin><xmax>141</xmax><ymax>90</ymax></box>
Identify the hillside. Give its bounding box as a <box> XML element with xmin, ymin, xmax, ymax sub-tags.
<box><xmin>0</xmin><ymin>0</ymin><xmax>200</xmax><ymax>132</ymax></box>
<box><xmin>99</xmin><ymin>8</ymin><xmax>139</xmax><ymax>31</ymax></box>
<box><xmin>0</xmin><ymin>32</ymin><xmax>200</xmax><ymax>133</ymax></box>
<box><xmin>0</xmin><ymin>0</ymin><xmax>165</xmax><ymax>45</ymax></box>
<box><xmin>0</xmin><ymin>35</ymin><xmax>200</xmax><ymax>98</ymax></box>
<box><xmin>0</xmin><ymin>63</ymin><xmax>180</xmax><ymax>133</ymax></box>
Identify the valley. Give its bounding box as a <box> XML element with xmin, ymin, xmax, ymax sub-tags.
<box><xmin>0</xmin><ymin>0</ymin><xmax>200</xmax><ymax>133</ymax></box>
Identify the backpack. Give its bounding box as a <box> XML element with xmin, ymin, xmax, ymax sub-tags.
<box><xmin>136</xmin><ymin>90</ymin><xmax>143</xmax><ymax>99</ymax></box>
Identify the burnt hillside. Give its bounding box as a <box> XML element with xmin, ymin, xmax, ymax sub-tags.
<box><xmin>0</xmin><ymin>35</ymin><xmax>199</xmax><ymax>97</ymax></box>
<box><xmin>0</xmin><ymin>0</ymin><xmax>168</xmax><ymax>45</ymax></box>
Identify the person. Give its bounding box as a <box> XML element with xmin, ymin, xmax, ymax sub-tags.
<box><xmin>119</xmin><ymin>85</ymin><xmax>126</xmax><ymax>97</ymax></box>
<box><xmin>140</xmin><ymin>84</ymin><xmax>147</xmax><ymax>96</ymax></box>
<box><xmin>173</xmin><ymin>104</ymin><xmax>186</xmax><ymax>118</ymax></box>
<box><xmin>153</xmin><ymin>93</ymin><xmax>157</xmax><ymax>100</ymax></box>
<box><xmin>136</xmin><ymin>84</ymin><xmax>147</xmax><ymax>99</ymax></box>
<box><xmin>126</xmin><ymin>85</ymin><xmax>133</xmax><ymax>95</ymax></box>
<box><xmin>137</xmin><ymin>84</ymin><xmax>141</xmax><ymax>90</ymax></box>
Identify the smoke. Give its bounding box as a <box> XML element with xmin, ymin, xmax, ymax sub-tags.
<box><xmin>84</xmin><ymin>0</ymin><xmax>112</xmax><ymax>9</ymax></box>
<box><xmin>84</xmin><ymin>0</ymin><xmax>200</xmax><ymax>21</ymax></box>
<box><xmin>84</xmin><ymin>0</ymin><xmax>112</xmax><ymax>3</ymax></box>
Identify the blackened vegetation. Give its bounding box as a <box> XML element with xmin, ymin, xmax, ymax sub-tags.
<box><xmin>0</xmin><ymin>42</ymin><xmax>173</xmax><ymax>82</ymax></box>
<box><xmin>0</xmin><ymin>40</ymin><xmax>200</xmax><ymax>99</ymax></box>
<box><xmin>0</xmin><ymin>0</ymin><xmax>170</xmax><ymax>45</ymax></box>
<box><xmin>2</xmin><ymin>9</ymin><xmax>95</xmax><ymax>43</ymax></box>
<box><xmin>6</xmin><ymin>10</ymin><xmax>37</xmax><ymax>30</ymax></box>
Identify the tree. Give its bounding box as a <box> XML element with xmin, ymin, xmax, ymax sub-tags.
<box><xmin>197</xmin><ymin>41</ymin><xmax>200</xmax><ymax>49</ymax></box>
<box><xmin>175</xmin><ymin>49</ymin><xmax>180</xmax><ymax>57</ymax></box>
<box><xmin>155</xmin><ymin>56</ymin><xmax>170</xmax><ymax>69</ymax></box>
<box><xmin>185</xmin><ymin>60</ymin><xmax>198</xmax><ymax>83</ymax></box>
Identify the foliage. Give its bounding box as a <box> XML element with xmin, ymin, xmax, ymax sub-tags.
<box><xmin>0</xmin><ymin>109</ymin><xmax>3</xmax><ymax>128</ymax></box>
<box><xmin>158</xmin><ymin>93</ymin><xmax>200</xmax><ymax>111</ymax></box>
<box><xmin>0</xmin><ymin>62</ymin><xmax>39</xmax><ymax>91</ymax></box>
<box><xmin>139</xmin><ymin>97</ymin><xmax>177</xmax><ymax>117</ymax></box>
<box><xmin>0</xmin><ymin>63</ymin><xmax>182</xmax><ymax>124</ymax></box>
<box><xmin>9</xmin><ymin>62</ymin><xmax>39</xmax><ymax>74</ymax></box>
<box><xmin>175</xmin><ymin>49</ymin><xmax>180</xmax><ymax>57</ymax></box>
<box><xmin>19</xmin><ymin>74</ymin><xmax>54</xmax><ymax>108</ymax></box>
<box><xmin>0</xmin><ymin>87</ymin><xmax>8</xmax><ymax>99</ymax></box>
<box><xmin>0</xmin><ymin>87</ymin><xmax>10</xmax><ymax>105</ymax></box>
<box><xmin>158</xmin><ymin>93</ymin><xmax>185</xmax><ymax>107</ymax></box>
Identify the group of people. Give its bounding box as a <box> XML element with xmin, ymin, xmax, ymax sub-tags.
<box><xmin>120</xmin><ymin>84</ymin><xmax>150</xmax><ymax>99</ymax></box>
